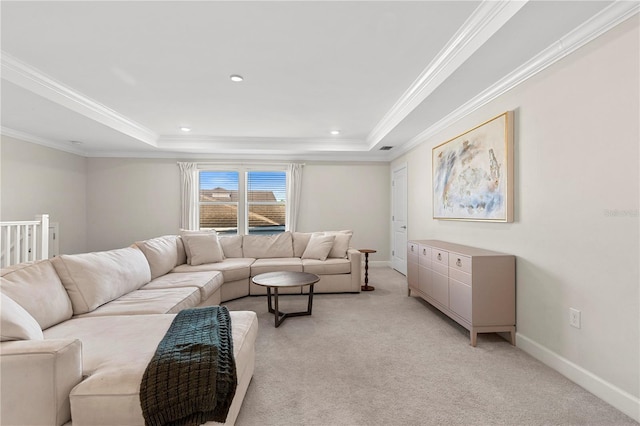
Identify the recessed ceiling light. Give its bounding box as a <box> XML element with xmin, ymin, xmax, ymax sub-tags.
<box><xmin>230</xmin><ymin>74</ymin><xmax>244</xmax><ymax>82</ymax></box>
<box><xmin>180</xmin><ymin>127</ymin><xmax>191</xmax><ymax>132</ymax></box>
<box><xmin>330</xmin><ymin>130</ymin><xmax>340</xmax><ymax>135</ymax></box>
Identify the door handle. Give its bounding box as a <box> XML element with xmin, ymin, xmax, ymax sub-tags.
<box><xmin>400</xmin><ymin>226</ymin><xmax>407</xmax><ymax>229</ymax></box>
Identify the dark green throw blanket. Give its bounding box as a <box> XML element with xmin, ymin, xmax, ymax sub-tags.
<box><xmin>140</xmin><ymin>306</ymin><xmax>236</xmax><ymax>426</ymax></box>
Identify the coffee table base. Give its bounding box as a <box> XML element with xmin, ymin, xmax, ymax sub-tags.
<box><xmin>267</xmin><ymin>284</ymin><xmax>315</xmax><ymax>328</ymax></box>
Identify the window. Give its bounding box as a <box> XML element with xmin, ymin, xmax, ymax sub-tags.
<box><xmin>199</xmin><ymin>171</ymin><xmax>239</xmax><ymax>234</ymax></box>
<box><xmin>247</xmin><ymin>171</ymin><xmax>286</xmax><ymax>234</ymax></box>
<box><xmin>198</xmin><ymin>168</ymin><xmax>287</xmax><ymax>235</ymax></box>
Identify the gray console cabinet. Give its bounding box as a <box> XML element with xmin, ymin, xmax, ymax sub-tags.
<box><xmin>407</xmin><ymin>240</ymin><xmax>515</xmax><ymax>346</ymax></box>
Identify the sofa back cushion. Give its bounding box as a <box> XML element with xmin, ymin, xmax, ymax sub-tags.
<box><xmin>325</xmin><ymin>230</ymin><xmax>353</xmax><ymax>258</ymax></box>
<box><xmin>293</xmin><ymin>232</ymin><xmax>312</xmax><ymax>257</ymax></box>
<box><xmin>51</xmin><ymin>247</ymin><xmax>151</xmax><ymax>315</ymax></box>
<box><xmin>0</xmin><ymin>260</ymin><xmax>73</xmax><ymax>329</ymax></box>
<box><xmin>1</xmin><ymin>292</ymin><xmax>44</xmax><ymax>341</ymax></box>
<box><xmin>219</xmin><ymin>235</ymin><xmax>243</xmax><ymax>258</ymax></box>
<box><xmin>243</xmin><ymin>232</ymin><xmax>293</xmax><ymax>258</ymax></box>
<box><xmin>176</xmin><ymin>237</ymin><xmax>187</xmax><ymax>266</ymax></box>
<box><xmin>135</xmin><ymin>235</ymin><xmax>183</xmax><ymax>279</ymax></box>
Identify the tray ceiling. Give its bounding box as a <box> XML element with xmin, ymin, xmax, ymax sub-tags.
<box><xmin>1</xmin><ymin>1</ymin><xmax>635</xmax><ymax>161</ymax></box>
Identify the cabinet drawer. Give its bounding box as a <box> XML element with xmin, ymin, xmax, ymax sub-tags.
<box><xmin>449</xmin><ymin>254</ymin><xmax>472</xmax><ymax>274</ymax></box>
<box><xmin>449</xmin><ymin>267</ymin><xmax>471</xmax><ymax>285</ymax></box>
<box><xmin>418</xmin><ymin>245</ymin><xmax>431</xmax><ymax>267</ymax></box>
<box><xmin>432</xmin><ymin>249</ymin><xmax>449</xmax><ymax>267</ymax></box>
<box><xmin>449</xmin><ymin>278</ymin><xmax>471</xmax><ymax>322</ymax></box>
<box><xmin>407</xmin><ymin>244</ymin><xmax>418</xmax><ymax>265</ymax></box>
<box><xmin>408</xmin><ymin>242</ymin><xmax>419</xmax><ymax>256</ymax></box>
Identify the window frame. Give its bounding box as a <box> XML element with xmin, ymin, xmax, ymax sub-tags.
<box><xmin>197</xmin><ymin>164</ymin><xmax>288</xmax><ymax>235</ymax></box>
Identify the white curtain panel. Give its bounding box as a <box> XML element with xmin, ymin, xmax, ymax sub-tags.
<box><xmin>178</xmin><ymin>162</ymin><xmax>198</xmax><ymax>230</ymax></box>
<box><xmin>286</xmin><ymin>163</ymin><xmax>303</xmax><ymax>232</ymax></box>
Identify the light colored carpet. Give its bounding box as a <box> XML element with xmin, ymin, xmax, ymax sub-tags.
<box><xmin>225</xmin><ymin>267</ymin><xmax>637</xmax><ymax>426</ymax></box>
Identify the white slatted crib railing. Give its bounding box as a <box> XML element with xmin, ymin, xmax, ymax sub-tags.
<box><xmin>0</xmin><ymin>214</ymin><xmax>49</xmax><ymax>267</ymax></box>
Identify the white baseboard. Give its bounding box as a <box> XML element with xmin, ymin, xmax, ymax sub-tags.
<box><xmin>517</xmin><ymin>333</ymin><xmax>640</xmax><ymax>422</ymax></box>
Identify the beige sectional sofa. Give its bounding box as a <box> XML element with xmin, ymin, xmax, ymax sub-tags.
<box><xmin>169</xmin><ymin>230</ymin><xmax>362</xmax><ymax>300</ymax></box>
<box><xmin>0</xmin><ymin>230</ymin><xmax>361</xmax><ymax>426</ymax></box>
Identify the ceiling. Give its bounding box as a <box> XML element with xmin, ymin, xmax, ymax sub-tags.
<box><xmin>1</xmin><ymin>1</ymin><xmax>636</xmax><ymax>161</ymax></box>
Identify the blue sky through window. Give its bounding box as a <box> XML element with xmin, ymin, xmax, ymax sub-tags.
<box><xmin>200</xmin><ymin>170</ymin><xmax>286</xmax><ymax>201</ymax></box>
<box><xmin>200</xmin><ymin>171</ymin><xmax>238</xmax><ymax>190</ymax></box>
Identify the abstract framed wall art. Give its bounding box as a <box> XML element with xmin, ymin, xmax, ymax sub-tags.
<box><xmin>432</xmin><ymin>111</ymin><xmax>514</xmax><ymax>222</ymax></box>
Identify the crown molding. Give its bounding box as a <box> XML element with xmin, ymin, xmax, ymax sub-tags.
<box><xmin>157</xmin><ymin>135</ymin><xmax>369</xmax><ymax>152</ymax></box>
<box><xmin>366</xmin><ymin>0</ymin><xmax>528</xmax><ymax>150</ymax></box>
<box><xmin>81</xmin><ymin>150</ymin><xmax>392</xmax><ymax>162</ymax></box>
<box><xmin>0</xmin><ymin>127</ymin><xmax>88</xmax><ymax>157</ymax></box>
<box><xmin>1</xmin><ymin>126</ymin><xmax>392</xmax><ymax>162</ymax></box>
<box><xmin>392</xmin><ymin>0</ymin><xmax>640</xmax><ymax>160</ymax></box>
<box><xmin>1</xmin><ymin>52</ymin><xmax>159</xmax><ymax>147</ymax></box>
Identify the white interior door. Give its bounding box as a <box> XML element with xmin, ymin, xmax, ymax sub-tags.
<box><xmin>392</xmin><ymin>164</ymin><xmax>408</xmax><ymax>275</ymax></box>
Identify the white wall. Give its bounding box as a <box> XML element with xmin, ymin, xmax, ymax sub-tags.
<box><xmin>297</xmin><ymin>162</ymin><xmax>390</xmax><ymax>262</ymax></box>
<box><xmin>86</xmin><ymin>158</ymin><xmax>181</xmax><ymax>251</ymax></box>
<box><xmin>392</xmin><ymin>16</ymin><xmax>639</xmax><ymax>417</ymax></box>
<box><xmin>85</xmin><ymin>159</ymin><xmax>391</xmax><ymax>258</ymax></box>
<box><xmin>0</xmin><ymin>136</ymin><xmax>87</xmax><ymax>254</ymax></box>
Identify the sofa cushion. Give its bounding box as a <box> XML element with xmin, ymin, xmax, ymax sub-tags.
<box><xmin>302</xmin><ymin>258</ymin><xmax>352</xmax><ymax>275</ymax></box>
<box><xmin>251</xmin><ymin>258</ymin><xmax>302</xmax><ymax>275</ymax></box>
<box><xmin>173</xmin><ymin>258</ymin><xmax>254</xmax><ymax>283</ymax></box>
<box><xmin>181</xmin><ymin>233</ymin><xmax>224</xmax><ymax>266</ymax></box>
<box><xmin>74</xmin><ymin>287</ymin><xmax>201</xmax><ymax>318</ymax></box>
<box><xmin>43</xmin><ymin>311</ymin><xmax>258</xmax><ymax>426</ymax></box>
<box><xmin>292</xmin><ymin>232</ymin><xmax>312</xmax><ymax>257</ymax></box>
<box><xmin>176</xmin><ymin>236</ymin><xmax>187</xmax><ymax>266</ymax></box>
<box><xmin>293</xmin><ymin>231</ymin><xmax>353</xmax><ymax>258</ymax></box>
<box><xmin>1</xmin><ymin>260</ymin><xmax>73</xmax><ymax>329</ymax></box>
<box><xmin>141</xmin><ymin>271</ymin><xmax>223</xmax><ymax>302</ymax></box>
<box><xmin>0</xmin><ymin>292</ymin><xmax>44</xmax><ymax>341</ymax></box>
<box><xmin>51</xmin><ymin>247</ymin><xmax>151</xmax><ymax>315</ymax></box>
<box><xmin>243</xmin><ymin>232</ymin><xmax>293</xmax><ymax>258</ymax></box>
<box><xmin>302</xmin><ymin>234</ymin><xmax>335</xmax><ymax>261</ymax></box>
<box><xmin>219</xmin><ymin>235</ymin><xmax>243</xmax><ymax>258</ymax></box>
<box><xmin>325</xmin><ymin>230</ymin><xmax>353</xmax><ymax>258</ymax></box>
<box><xmin>135</xmin><ymin>235</ymin><xmax>181</xmax><ymax>280</ymax></box>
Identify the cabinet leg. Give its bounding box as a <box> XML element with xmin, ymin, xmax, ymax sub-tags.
<box><xmin>470</xmin><ymin>330</ymin><xmax>478</xmax><ymax>347</ymax></box>
<box><xmin>509</xmin><ymin>327</ymin><xmax>516</xmax><ymax>345</ymax></box>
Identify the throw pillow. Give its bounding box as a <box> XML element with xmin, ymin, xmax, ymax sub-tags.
<box><xmin>182</xmin><ymin>233</ymin><xmax>224</xmax><ymax>266</ymax></box>
<box><xmin>302</xmin><ymin>234</ymin><xmax>336</xmax><ymax>261</ymax></box>
<box><xmin>1</xmin><ymin>292</ymin><xmax>44</xmax><ymax>341</ymax></box>
<box><xmin>180</xmin><ymin>230</ymin><xmax>222</xmax><ymax>264</ymax></box>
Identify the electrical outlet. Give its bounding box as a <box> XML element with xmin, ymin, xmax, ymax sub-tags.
<box><xmin>569</xmin><ymin>308</ymin><xmax>581</xmax><ymax>329</ymax></box>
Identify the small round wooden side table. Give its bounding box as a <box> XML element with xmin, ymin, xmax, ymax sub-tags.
<box><xmin>359</xmin><ymin>249</ymin><xmax>377</xmax><ymax>291</ymax></box>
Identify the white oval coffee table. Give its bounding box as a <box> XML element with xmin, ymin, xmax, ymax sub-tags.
<box><xmin>252</xmin><ymin>271</ymin><xmax>320</xmax><ymax>328</ymax></box>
